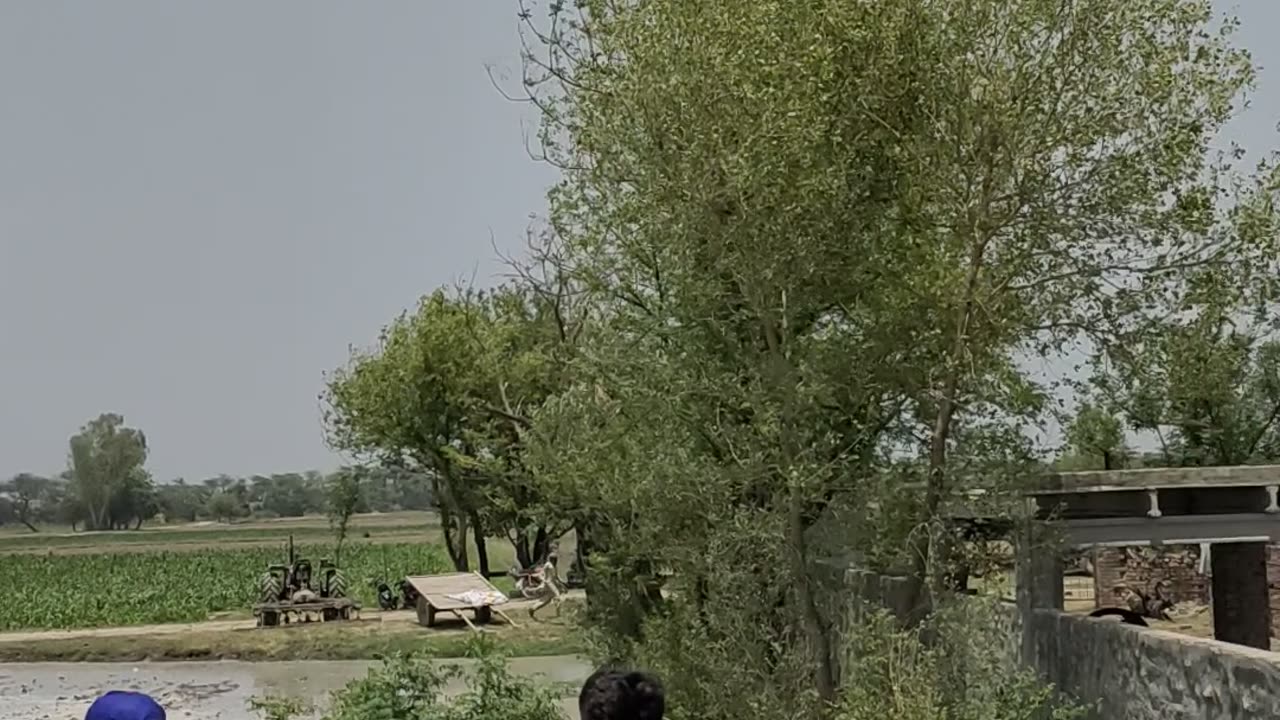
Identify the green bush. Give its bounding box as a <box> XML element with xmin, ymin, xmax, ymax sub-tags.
<box><xmin>837</xmin><ymin>601</ymin><xmax>1087</xmax><ymax>720</ymax></box>
<box><xmin>252</xmin><ymin>636</ymin><xmax>566</xmax><ymax>720</ymax></box>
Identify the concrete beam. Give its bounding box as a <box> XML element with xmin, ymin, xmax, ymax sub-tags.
<box><xmin>1048</xmin><ymin>513</ymin><xmax>1280</xmax><ymax>547</ymax></box>
<box><xmin>1032</xmin><ymin>465</ymin><xmax>1280</xmax><ymax>495</ymax></box>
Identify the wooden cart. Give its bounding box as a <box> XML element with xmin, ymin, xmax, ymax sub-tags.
<box><xmin>404</xmin><ymin>571</ymin><xmax>517</xmax><ymax>631</ymax></box>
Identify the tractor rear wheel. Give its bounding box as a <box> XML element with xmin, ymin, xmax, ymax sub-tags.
<box><xmin>259</xmin><ymin>572</ymin><xmax>282</xmax><ymax>603</ymax></box>
<box><xmin>326</xmin><ymin>569</ymin><xmax>348</xmax><ymax>599</ymax></box>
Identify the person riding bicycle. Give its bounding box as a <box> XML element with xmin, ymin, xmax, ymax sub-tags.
<box><xmin>517</xmin><ymin>551</ymin><xmax>563</xmax><ymax>619</ymax></box>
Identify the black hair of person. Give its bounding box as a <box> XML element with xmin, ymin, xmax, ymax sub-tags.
<box><xmin>578</xmin><ymin>668</ymin><xmax>665</xmax><ymax>720</ymax></box>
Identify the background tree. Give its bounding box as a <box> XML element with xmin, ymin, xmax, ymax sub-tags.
<box><xmin>324</xmin><ymin>288</ymin><xmax>495</xmax><ymax>572</ymax></box>
<box><xmin>327</xmin><ymin>466</ymin><xmax>364</xmax><ymax>566</ymax></box>
<box><xmin>0</xmin><ymin>473</ymin><xmax>52</xmax><ymax>532</ymax></box>
<box><xmin>1059</xmin><ymin>403</ymin><xmax>1130</xmax><ymax>471</ymax></box>
<box><xmin>1094</xmin><ymin>294</ymin><xmax>1280</xmax><ymax>467</ymax></box>
<box><xmin>205</xmin><ymin>489</ymin><xmax>246</xmax><ymax>523</ymax></box>
<box><xmin>66</xmin><ymin>413</ymin><xmax>154</xmax><ymax>531</ymax></box>
<box><xmin>323</xmin><ymin>279</ymin><xmax>579</xmax><ymax>576</ymax></box>
<box><xmin>156</xmin><ymin>479</ymin><xmax>209</xmax><ymax>523</ymax></box>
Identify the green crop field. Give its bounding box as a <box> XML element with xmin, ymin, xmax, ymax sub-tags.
<box><xmin>0</xmin><ymin>542</ymin><xmax>449</xmax><ymax>631</ymax></box>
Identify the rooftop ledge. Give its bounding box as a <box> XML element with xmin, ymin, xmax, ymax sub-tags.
<box><xmin>1029</xmin><ymin>464</ymin><xmax>1280</xmax><ymax>496</ymax></box>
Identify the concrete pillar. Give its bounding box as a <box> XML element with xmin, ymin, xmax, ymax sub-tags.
<box><xmin>1016</xmin><ymin>522</ymin><xmax>1064</xmax><ymax>665</ymax></box>
<box><xmin>1211</xmin><ymin>541</ymin><xmax>1271</xmax><ymax>650</ymax></box>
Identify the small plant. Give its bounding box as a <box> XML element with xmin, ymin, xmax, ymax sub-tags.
<box><xmin>836</xmin><ymin>603</ymin><xmax>1087</xmax><ymax>720</ymax></box>
<box><xmin>250</xmin><ymin>637</ymin><xmax>566</xmax><ymax>720</ymax></box>
<box><xmin>248</xmin><ymin>695</ymin><xmax>312</xmax><ymax>720</ymax></box>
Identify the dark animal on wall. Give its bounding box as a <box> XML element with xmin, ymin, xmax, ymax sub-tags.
<box><xmin>1088</xmin><ymin>607</ymin><xmax>1150</xmax><ymax>627</ymax></box>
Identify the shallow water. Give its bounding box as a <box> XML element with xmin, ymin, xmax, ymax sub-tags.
<box><xmin>0</xmin><ymin>656</ymin><xmax>590</xmax><ymax>720</ymax></box>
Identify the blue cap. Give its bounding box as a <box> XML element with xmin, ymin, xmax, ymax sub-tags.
<box><xmin>85</xmin><ymin>691</ymin><xmax>166</xmax><ymax>720</ymax></box>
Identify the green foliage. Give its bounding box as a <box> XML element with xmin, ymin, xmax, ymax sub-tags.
<box><xmin>152</xmin><ymin>468</ymin><xmax>435</xmax><ymax>524</ymax></box>
<box><xmin>1059</xmin><ymin>403</ymin><xmax>1129</xmax><ymax>470</ymax></box>
<box><xmin>445</xmin><ymin>635</ymin><xmax>568</xmax><ymax>720</ymax></box>
<box><xmin>0</xmin><ymin>542</ymin><xmax>448</xmax><ymax>631</ymax></box>
<box><xmin>0</xmin><ymin>474</ymin><xmax>56</xmax><ymax>531</ymax></box>
<box><xmin>67</xmin><ymin>413</ymin><xmax>155</xmax><ymax>531</ymax></box>
<box><xmin>505</xmin><ymin>0</ymin><xmax>1280</xmax><ymax>716</ymax></box>
<box><xmin>323</xmin><ymin>283</ymin><xmax>578</xmax><ymax>572</ymax></box>
<box><xmin>248</xmin><ymin>696</ymin><xmax>312</xmax><ymax>720</ymax></box>
<box><xmin>328</xmin><ymin>468</ymin><xmax>365</xmax><ymax>564</ymax></box>
<box><xmin>1095</xmin><ymin>305</ymin><xmax>1280</xmax><ymax>466</ymax></box>
<box><xmin>205</xmin><ymin>490</ymin><xmax>245</xmax><ymax>523</ymax></box>
<box><xmin>837</xmin><ymin>603</ymin><xmax>1085</xmax><ymax>720</ymax></box>
<box><xmin>252</xmin><ymin>640</ymin><xmax>564</xmax><ymax>720</ymax></box>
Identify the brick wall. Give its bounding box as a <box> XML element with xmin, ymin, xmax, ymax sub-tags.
<box><xmin>1092</xmin><ymin>544</ymin><xmax>1209</xmax><ymax>607</ymax></box>
<box><xmin>1093</xmin><ymin>544</ymin><xmax>1280</xmax><ymax>637</ymax></box>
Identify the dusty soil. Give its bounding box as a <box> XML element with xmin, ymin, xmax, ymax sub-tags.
<box><xmin>0</xmin><ymin>590</ymin><xmax>584</xmax><ymax>644</ymax></box>
<box><xmin>0</xmin><ymin>593</ymin><xmax>587</xmax><ymax>663</ymax></box>
<box><xmin>0</xmin><ymin>656</ymin><xmax>591</xmax><ymax>720</ymax></box>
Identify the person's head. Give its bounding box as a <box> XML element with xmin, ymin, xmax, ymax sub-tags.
<box><xmin>85</xmin><ymin>690</ymin><xmax>166</xmax><ymax>720</ymax></box>
<box><xmin>578</xmin><ymin>668</ymin><xmax>664</xmax><ymax>720</ymax></box>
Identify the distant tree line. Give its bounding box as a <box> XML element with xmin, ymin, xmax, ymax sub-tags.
<box><xmin>0</xmin><ymin>413</ymin><xmax>435</xmax><ymax>532</ymax></box>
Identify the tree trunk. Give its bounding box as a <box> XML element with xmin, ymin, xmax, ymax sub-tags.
<box><xmin>470</xmin><ymin>512</ymin><xmax>491</xmax><ymax>577</ymax></box>
<box><xmin>574</xmin><ymin>520</ymin><xmax>592</xmax><ymax>576</ymax></box>
<box><xmin>512</xmin><ymin>525</ymin><xmax>556</xmax><ymax>569</ymax></box>
<box><xmin>533</xmin><ymin>526</ymin><xmax>551</xmax><ymax>562</ymax></box>
<box><xmin>514</xmin><ymin>528</ymin><xmax>533</xmax><ymax>569</ymax></box>
<box><xmin>438</xmin><ymin>504</ymin><xmax>469</xmax><ymax>571</ymax></box>
<box><xmin>787</xmin><ymin>480</ymin><xmax>837</xmax><ymax>708</ymax></box>
<box><xmin>905</xmin><ymin>236</ymin><xmax>987</xmax><ymax>624</ymax></box>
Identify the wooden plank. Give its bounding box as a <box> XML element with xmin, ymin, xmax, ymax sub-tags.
<box><xmin>493</xmin><ymin>607</ymin><xmax>520</xmax><ymax>628</ymax></box>
<box><xmin>450</xmin><ymin>608</ymin><xmax>480</xmax><ymax>632</ymax></box>
<box><xmin>1031</xmin><ymin>465</ymin><xmax>1280</xmax><ymax>495</ymax></box>
<box><xmin>404</xmin><ymin>572</ymin><xmax>509</xmax><ymax>611</ymax></box>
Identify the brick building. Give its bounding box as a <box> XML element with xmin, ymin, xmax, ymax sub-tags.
<box><xmin>1091</xmin><ymin>544</ymin><xmax>1280</xmax><ymax>634</ymax></box>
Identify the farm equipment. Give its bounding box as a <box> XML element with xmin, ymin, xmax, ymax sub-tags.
<box><xmin>253</xmin><ymin>535</ymin><xmax>360</xmax><ymax>627</ymax></box>
<box><xmin>372</xmin><ymin>576</ymin><xmax>422</xmax><ymax>611</ymax></box>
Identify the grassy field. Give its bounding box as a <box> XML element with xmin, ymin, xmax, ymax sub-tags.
<box><xmin>0</xmin><ymin>512</ymin><xmax>532</xmax><ymax>632</ymax></box>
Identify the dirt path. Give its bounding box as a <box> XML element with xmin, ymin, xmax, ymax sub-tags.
<box><xmin>0</xmin><ymin>591</ymin><xmax>586</xmax><ymax>645</ymax></box>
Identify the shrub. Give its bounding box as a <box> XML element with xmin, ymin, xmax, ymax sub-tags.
<box><xmin>251</xmin><ymin>636</ymin><xmax>566</xmax><ymax>720</ymax></box>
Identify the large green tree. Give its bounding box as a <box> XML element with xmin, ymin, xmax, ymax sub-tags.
<box><xmin>66</xmin><ymin>413</ymin><xmax>155</xmax><ymax>531</ymax></box>
<box><xmin>510</xmin><ymin>0</ymin><xmax>1276</xmax><ymax>716</ymax></box>
<box><xmin>323</xmin><ymin>280</ymin><xmax>579</xmax><ymax>574</ymax></box>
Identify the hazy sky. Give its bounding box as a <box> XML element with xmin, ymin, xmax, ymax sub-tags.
<box><xmin>1</xmin><ymin>2</ymin><xmax>1277</xmax><ymax>482</ymax></box>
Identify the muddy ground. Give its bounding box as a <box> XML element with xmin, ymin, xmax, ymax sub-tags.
<box><xmin>0</xmin><ymin>656</ymin><xmax>591</xmax><ymax>720</ymax></box>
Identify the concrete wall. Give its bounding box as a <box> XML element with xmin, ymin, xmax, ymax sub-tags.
<box><xmin>1025</xmin><ymin>609</ymin><xmax>1280</xmax><ymax>719</ymax></box>
<box><xmin>844</xmin><ymin>569</ymin><xmax>1280</xmax><ymax>719</ymax></box>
